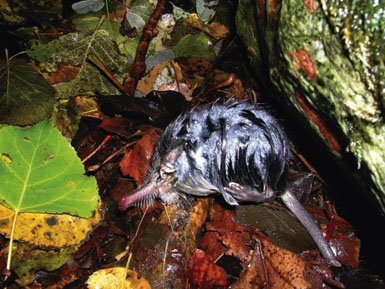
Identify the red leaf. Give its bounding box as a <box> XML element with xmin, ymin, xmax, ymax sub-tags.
<box><xmin>46</xmin><ymin>64</ymin><xmax>79</xmax><ymax>84</ymax></box>
<box><xmin>188</xmin><ymin>249</ymin><xmax>227</xmax><ymax>287</ymax></box>
<box><xmin>119</xmin><ymin>128</ymin><xmax>161</xmax><ymax>185</ymax></box>
<box><xmin>99</xmin><ymin>116</ymin><xmax>134</xmax><ymax>137</ymax></box>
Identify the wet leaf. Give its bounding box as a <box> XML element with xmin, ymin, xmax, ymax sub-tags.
<box><xmin>0</xmin><ymin>120</ymin><xmax>99</xmax><ymax>217</ymax></box>
<box><xmin>0</xmin><ymin>201</ymin><xmax>102</xmax><ymax>247</ymax></box>
<box><xmin>26</xmin><ymin>43</ymin><xmax>56</xmax><ymax>63</ymax></box>
<box><xmin>202</xmin><ymin>203</ymin><xmax>314</xmax><ymax>288</ymax></box>
<box><xmin>196</xmin><ymin>0</ymin><xmax>218</xmax><ymax>22</ymax></box>
<box><xmin>173</xmin><ymin>32</ymin><xmax>215</xmax><ymax>61</ymax></box>
<box><xmin>87</xmin><ymin>267</ymin><xmax>151</xmax><ymax>289</ymax></box>
<box><xmin>231</xmin><ymin>238</ymin><xmax>313</xmax><ymax>289</ymax></box>
<box><xmin>188</xmin><ymin>249</ymin><xmax>227</xmax><ymax>287</ymax></box>
<box><xmin>39</xmin><ymin>31</ymin><xmax>129</xmax><ymax>98</ymax></box>
<box><xmin>0</xmin><ymin>58</ymin><xmax>55</xmax><ymax>126</ymax></box>
<box><xmin>119</xmin><ymin>128</ymin><xmax>161</xmax><ymax>185</ymax></box>
<box><xmin>72</xmin><ymin>0</ymin><xmax>104</xmax><ymax>14</ymax></box>
<box><xmin>8</xmin><ymin>242</ymin><xmax>77</xmax><ymax>286</ymax></box>
<box><xmin>235</xmin><ymin>204</ymin><xmax>316</xmax><ymax>253</ymax></box>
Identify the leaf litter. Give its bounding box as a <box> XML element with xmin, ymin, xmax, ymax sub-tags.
<box><xmin>0</xmin><ymin>0</ymin><xmax>380</xmax><ymax>287</ymax></box>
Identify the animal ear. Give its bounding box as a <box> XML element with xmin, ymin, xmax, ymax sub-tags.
<box><xmin>160</xmin><ymin>145</ymin><xmax>183</xmax><ymax>174</ymax></box>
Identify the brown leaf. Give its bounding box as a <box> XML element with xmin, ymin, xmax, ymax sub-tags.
<box><xmin>119</xmin><ymin>128</ymin><xmax>161</xmax><ymax>184</ymax></box>
<box><xmin>186</xmin><ymin>14</ymin><xmax>229</xmax><ymax>40</ymax></box>
<box><xmin>136</xmin><ymin>60</ymin><xmax>184</xmax><ymax>95</ymax></box>
<box><xmin>45</xmin><ymin>64</ymin><xmax>79</xmax><ymax>84</ymax></box>
<box><xmin>203</xmin><ymin>203</ymin><xmax>254</xmax><ymax>264</ymax></box>
<box><xmin>306</xmin><ymin>204</ymin><xmax>361</xmax><ymax>268</ymax></box>
<box><xmin>188</xmin><ymin>249</ymin><xmax>227</xmax><ymax>287</ymax></box>
<box><xmin>201</xmin><ymin>203</ymin><xmax>331</xmax><ymax>288</ymax></box>
<box><xmin>99</xmin><ymin>116</ymin><xmax>134</xmax><ymax>138</ymax></box>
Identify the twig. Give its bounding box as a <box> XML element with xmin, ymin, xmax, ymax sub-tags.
<box><xmin>88</xmin><ymin>55</ymin><xmax>125</xmax><ymax>92</ymax></box>
<box><xmin>123</xmin><ymin>0</ymin><xmax>167</xmax><ymax>96</ymax></box>
<box><xmin>86</xmin><ymin>139</ymin><xmax>137</xmax><ymax>172</ymax></box>
<box><xmin>291</xmin><ymin>147</ymin><xmax>325</xmax><ymax>184</ymax></box>
<box><xmin>82</xmin><ymin>135</ymin><xmax>112</xmax><ymax>163</ymax></box>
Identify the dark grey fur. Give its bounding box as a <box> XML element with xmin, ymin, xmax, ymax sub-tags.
<box><xmin>119</xmin><ymin>100</ymin><xmax>340</xmax><ymax>266</ymax></box>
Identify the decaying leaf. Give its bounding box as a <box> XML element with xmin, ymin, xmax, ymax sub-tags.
<box><xmin>0</xmin><ymin>201</ymin><xmax>102</xmax><ymax>247</ymax></box>
<box><xmin>87</xmin><ymin>267</ymin><xmax>151</xmax><ymax>289</ymax></box>
<box><xmin>188</xmin><ymin>249</ymin><xmax>227</xmax><ymax>287</ymax></box>
<box><xmin>39</xmin><ymin>31</ymin><xmax>129</xmax><ymax>98</ymax></box>
<box><xmin>231</xmin><ymin>238</ymin><xmax>313</xmax><ymax>289</ymax></box>
<box><xmin>200</xmin><ymin>203</ymin><xmax>328</xmax><ymax>288</ymax></box>
<box><xmin>5</xmin><ymin>242</ymin><xmax>77</xmax><ymax>286</ymax></box>
<box><xmin>137</xmin><ymin>59</ymin><xmax>183</xmax><ymax>95</ymax></box>
<box><xmin>0</xmin><ymin>58</ymin><xmax>55</xmax><ymax>126</ymax></box>
<box><xmin>186</xmin><ymin>13</ymin><xmax>229</xmax><ymax>39</ymax></box>
<box><xmin>119</xmin><ymin>128</ymin><xmax>161</xmax><ymax>185</ymax></box>
<box><xmin>26</xmin><ymin>43</ymin><xmax>56</xmax><ymax>63</ymax></box>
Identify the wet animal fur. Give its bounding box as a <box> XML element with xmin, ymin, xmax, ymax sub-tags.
<box><xmin>119</xmin><ymin>100</ymin><xmax>291</xmax><ymax>209</ymax></box>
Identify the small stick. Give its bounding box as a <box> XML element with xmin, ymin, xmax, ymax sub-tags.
<box><xmin>123</xmin><ymin>0</ymin><xmax>167</xmax><ymax>96</ymax></box>
<box><xmin>87</xmin><ymin>139</ymin><xmax>137</xmax><ymax>172</ymax></box>
<box><xmin>82</xmin><ymin>135</ymin><xmax>112</xmax><ymax>163</ymax></box>
<box><xmin>88</xmin><ymin>55</ymin><xmax>126</xmax><ymax>93</ymax></box>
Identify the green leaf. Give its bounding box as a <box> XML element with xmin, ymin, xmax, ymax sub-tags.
<box><xmin>0</xmin><ymin>120</ymin><xmax>99</xmax><ymax>218</ymax></box>
<box><xmin>170</xmin><ymin>3</ymin><xmax>189</xmax><ymax>21</ymax></box>
<box><xmin>26</xmin><ymin>43</ymin><xmax>56</xmax><ymax>63</ymax></box>
<box><xmin>0</xmin><ymin>58</ymin><xmax>55</xmax><ymax>126</ymax></box>
<box><xmin>173</xmin><ymin>32</ymin><xmax>215</xmax><ymax>61</ymax></box>
<box><xmin>39</xmin><ymin>31</ymin><xmax>129</xmax><ymax>98</ymax></box>
<box><xmin>72</xmin><ymin>15</ymin><xmax>121</xmax><ymax>37</ymax></box>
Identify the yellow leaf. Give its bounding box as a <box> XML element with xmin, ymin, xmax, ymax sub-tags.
<box><xmin>186</xmin><ymin>14</ymin><xmax>229</xmax><ymax>39</ymax></box>
<box><xmin>87</xmin><ymin>267</ymin><xmax>151</xmax><ymax>289</ymax></box>
<box><xmin>0</xmin><ymin>201</ymin><xmax>102</xmax><ymax>248</ymax></box>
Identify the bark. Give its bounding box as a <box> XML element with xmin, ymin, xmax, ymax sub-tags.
<box><xmin>236</xmin><ymin>0</ymin><xmax>385</xmax><ymax>217</ymax></box>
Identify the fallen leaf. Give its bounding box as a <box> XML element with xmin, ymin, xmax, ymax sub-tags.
<box><xmin>39</xmin><ymin>31</ymin><xmax>129</xmax><ymax>99</ymax></box>
<box><xmin>99</xmin><ymin>116</ymin><xmax>134</xmax><ymax>137</ymax></box>
<box><xmin>201</xmin><ymin>202</ymin><xmax>325</xmax><ymax>288</ymax></box>
<box><xmin>87</xmin><ymin>267</ymin><xmax>151</xmax><ymax>289</ymax></box>
<box><xmin>0</xmin><ymin>120</ymin><xmax>99</xmax><ymax>217</ymax></box>
<box><xmin>46</xmin><ymin>65</ymin><xmax>80</xmax><ymax>84</ymax></box>
<box><xmin>119</xmin><ymin>128</ymin><xmax>161</xmax><ymax>184</ymax></box>
<box><xmin>0</xmin><ymin>58</ymin><xmax>55</xmax><ymax>126</ymax></box>
<box><xmin>137</xmin><ymin>59</ymin><xmax>183</xmax><ymax>95</ymax></box>
<box><xmin>173</xmin><ymin>32</ymin><xmax>216</xmax><ymax>61</ymax></box>
<box><xmin>7</xmin><ymin>242</ymin><xmax>77</xmax><ymax>286</ymax></box>
<box><xmin>0</xmin><ymin>202</ymin><xmax>102</xmax><ymax>247</ymax></box>
<box><xmin>188</xmin><ymin>249</ymin><xmax>227</xmax><ymax>287</ymax></box>
<box><xmin>186</xmin><ymin>13</ymin><xmax>229</xmax><ymax>39</ymax></box>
